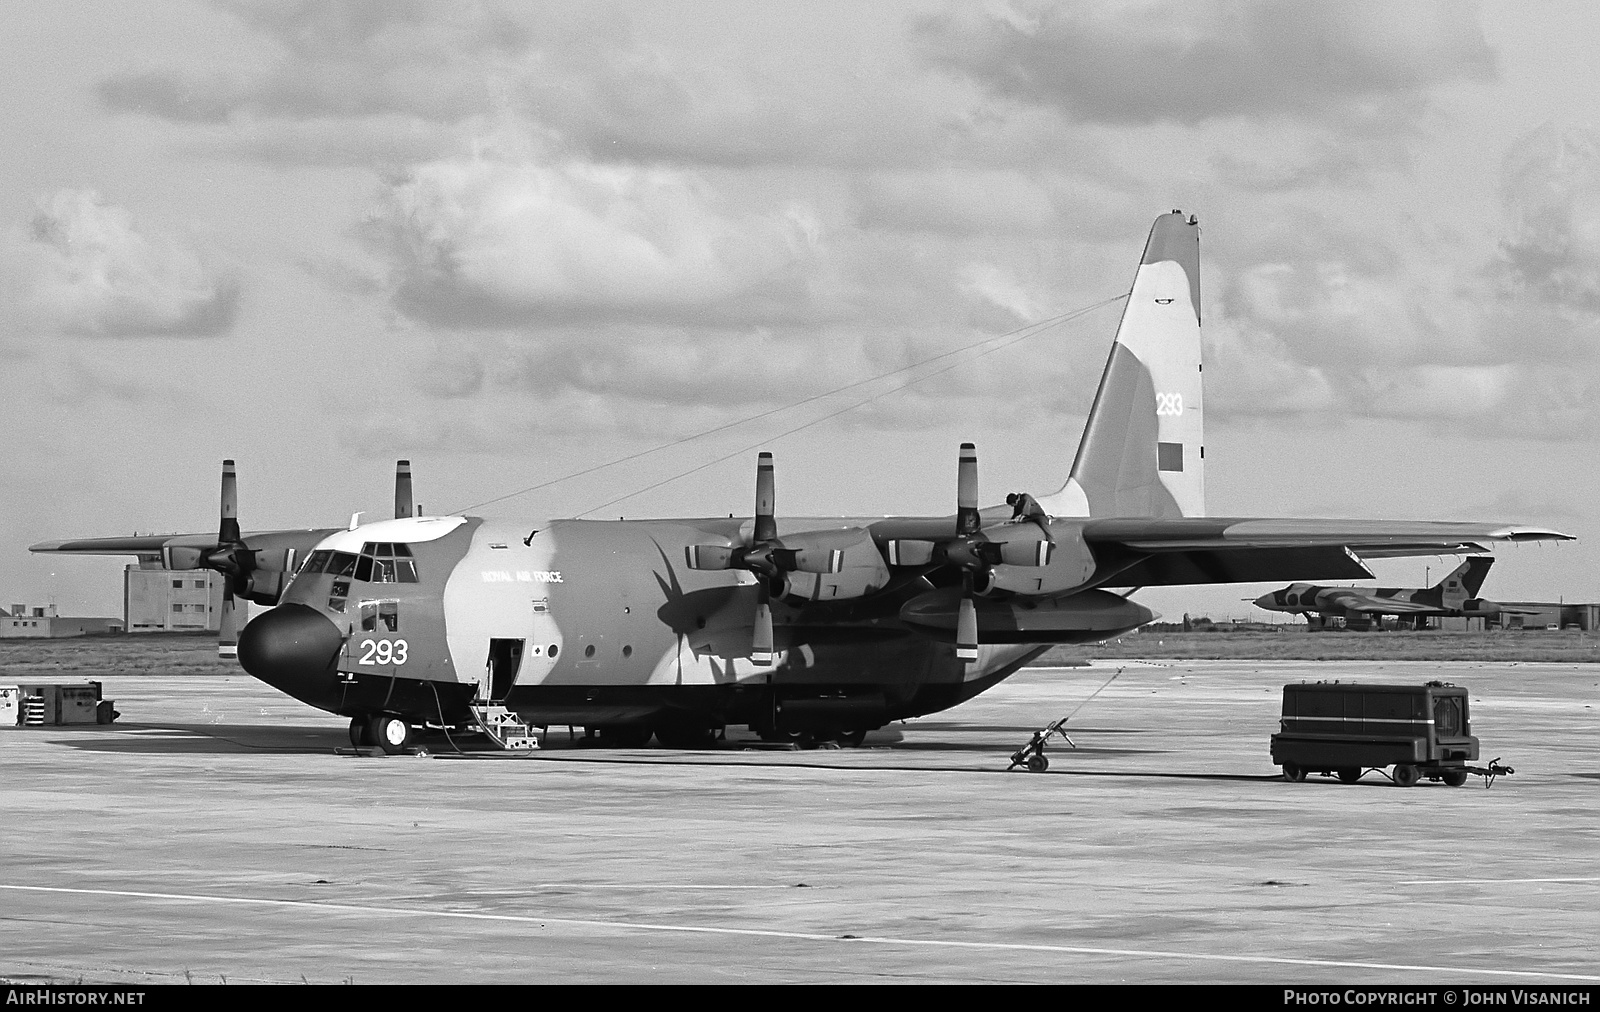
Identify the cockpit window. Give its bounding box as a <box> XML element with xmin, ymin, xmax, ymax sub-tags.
<box><xmin>300</xmin><ymin>550</ymin><xmax>359</xmax><ymax>577</ymax></box>
<box><xmin>356</xmin><ymin>542</ymin><xmax>419</xmax><ymax>583</ymax></box>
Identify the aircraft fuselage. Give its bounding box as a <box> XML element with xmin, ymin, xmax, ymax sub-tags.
<box><xmin>239</xmin><ymin>514</ymin><xmax>1082</xmax><ymax>736</ymax></box>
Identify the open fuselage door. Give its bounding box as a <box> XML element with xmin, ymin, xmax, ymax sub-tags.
<box><xmin>466</xmin><ymin>596</ymin><xmax>559</xmax><ymax>749</ymax></box>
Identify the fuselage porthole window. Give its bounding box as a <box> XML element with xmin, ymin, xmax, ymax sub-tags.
<box><xmin>584</xmin><ymin>644</ymin><xmax>595</xmax><ymax>658</ymax></box>
<box><xmin>548</xmin><ymin>644</ymin><xmax>558</xmax><ymax>659</ymax></box>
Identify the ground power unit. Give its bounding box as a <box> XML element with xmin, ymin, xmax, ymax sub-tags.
<box><xmin>1270</xmin><ymin>681</ymin><xmax>1489</xmax><ymax>787</ymax></box>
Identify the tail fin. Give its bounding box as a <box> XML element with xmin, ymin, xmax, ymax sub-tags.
<box><xmin>1039</xmin><ymin>211</ymin><xmax>1204</xmax><ymax>518</ymax></box>
<box><xmin>1438</xmin><ymin>556</ymin><xmax>1493</xmax><ymax>608</ymax></box>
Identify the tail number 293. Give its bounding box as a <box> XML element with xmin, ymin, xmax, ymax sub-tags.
<box><xmin>359</xmin><ymin>639</ymin><xmax>409</xmax><ymax>665</ymax></box>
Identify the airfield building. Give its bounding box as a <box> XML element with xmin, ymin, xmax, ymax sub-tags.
<box><xmin>1</xmin><ymin>603</ymin><xmax>123</xmax><ymax>638</ymax></box>
<box><xmin>123</xmin><ymin>566</ymin><xmax>224</xmax><ymax>633</ymax></box>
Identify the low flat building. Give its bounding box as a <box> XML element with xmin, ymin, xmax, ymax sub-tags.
<box><xmin>0</xmin><ymin>603</ymin><xmax>123</xmax><ymax>638</ymax></box>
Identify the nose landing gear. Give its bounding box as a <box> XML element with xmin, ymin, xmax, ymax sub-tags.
<box><xmin>370</xmin><ymin>714</ymin><xmax>411</xmax><ymax>754</ymax></box>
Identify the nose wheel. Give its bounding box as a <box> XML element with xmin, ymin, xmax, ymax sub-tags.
<box><xmin>370</xmin><ymin>714</ymin><xmax>412</xmax><ymax>754</ymax></box>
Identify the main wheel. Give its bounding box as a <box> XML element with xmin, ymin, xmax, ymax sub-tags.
<box><xmin>1391</xmin><ymin>764</ymin><xmax>1421</xmax><ymax>788</ymax></box>
<box><xmin>1441</xmin><ymin>769</ymin><xmax>1469</xmax><ymax>787</ymax></box>
<box><xmin>348</xmin><ymin>716</ymin><xmax>372</xmax><ymax>748</ymax></box>
<box><xmin>1282</xmin><ymin>762</ymin><xmax>1306</xmax><ymax>783</ymax></box>
<box><xmin>834</xmin><ymin>729</ymin><xmax>868</xmax><ymax>748</ymax></box>
<box><xmin>371</xmin><ymin>714</ymin><xmax>411</xmax><ymax>755</ymax></box>
<box><xmin>1336</xmin><ymin>767</ymin><xmax>1362</xmax><ymax>784</ymax></box>
<box><xmin>1026</xmin><ymin>753</ymin><xmax>1049</xmax><ymax>773</ymax></box>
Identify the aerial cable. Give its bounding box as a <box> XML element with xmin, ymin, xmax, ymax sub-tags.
<box><xmin>452</xmin><ymin>291</ymin><xmax>1127</xmax><ymax>514</ymax></box>
<box><xmin>573</xmin><ymin>292</ymin><xmax>1129</xmax><ymax>519</ymax></box>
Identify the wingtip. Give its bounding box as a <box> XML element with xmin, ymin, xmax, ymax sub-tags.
<box><xmin>1494</xmin><ymin>527</ymin><xmax>1575</xmax><ymax>542</ymax></box>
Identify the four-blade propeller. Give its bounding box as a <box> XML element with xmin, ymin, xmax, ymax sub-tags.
<box><xmin>194</xmin><ymin>460</ymin><xmax>256</xmax><ymax>657</ymax></box>
<box><xmin>684</xmin><ymin>452</ymin><xmax>846</xmax><ymax>665</ymax></box>
<box><xmin>884</xmin><ymin>443</ymin><xmax>1055</xmax><ymax>662</ymax></box>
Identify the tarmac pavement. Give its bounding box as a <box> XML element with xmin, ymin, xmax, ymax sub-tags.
<box><xmin>1</xmin><ymin>660</ymin><xmax>1596</xmax><ymax>984</ymax></box>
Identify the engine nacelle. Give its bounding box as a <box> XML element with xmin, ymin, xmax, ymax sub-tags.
<box><xmin>780</xmin><ymin>529</ymin><xmax>891</xmax><ymax>602</ymax></box>
<box><xmin>900</xmin><ymin>587</ymin><xmax>1152</xmax><ymax>645</ymax></box>
<box><xmin>160</xmin><ymin>546</ymin><xmax>208</xmax><ymax>570</ymax></box>
<box><xmin>984</xmin><ymin>520</ymin><xmax>1096</xmax><ymax>596</ymax></box>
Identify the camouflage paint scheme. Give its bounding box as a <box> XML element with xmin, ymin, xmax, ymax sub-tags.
<box><xmin>32</xmin><ymin>213</ymin><xmax>1572</xmax><ymax>744</ymax></box>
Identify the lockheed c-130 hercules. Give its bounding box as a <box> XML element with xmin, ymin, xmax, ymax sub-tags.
<box><xmin>32</xmin><ymin>212</ymin><xmax>1571</xmax><ymax>753</ymax></box>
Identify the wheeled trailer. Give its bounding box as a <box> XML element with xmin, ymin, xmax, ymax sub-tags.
<box><xmin>1008</xmin><ymin>714</ymin><xmax>1076</xmax><ymax>772</ymax></box>
<box><xmin>1271</xmin><ymin>680</ymin><xmax>1509</xmax><ymax>787</ymax></box>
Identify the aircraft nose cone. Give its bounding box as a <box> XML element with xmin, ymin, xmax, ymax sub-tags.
<box><xmin>238</xmin><ymin>604</ymin><xmax>344</xmax><ymax>706</ymax></box>
<box><xmin>1253</xmin><ymin>593</ymin><xmax>1274</xmax><ymax>609</ymax></box>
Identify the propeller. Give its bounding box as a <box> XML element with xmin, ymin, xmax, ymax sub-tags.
<box><xmin>394</xmin><ymin>459</ymin><xmax>415</xmax><ymax>519</ymax></box>
<box><xmin>205</xmin><ymin>460</ymin><xmax>256</xmax><ymax>658</ymax></box>
<box><xmin>884</xmin><ymin>443</ymin><xmax>1056</xmax><ymax>664</ymax></box>
<box><xmin>684</xmin><ymin>452</ymin><xmax>844</xmax><ymax>666</ymax></box>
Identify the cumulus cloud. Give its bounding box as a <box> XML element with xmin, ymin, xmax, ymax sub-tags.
<box><xmin>1206</xmin><ymin>124</ymin><xmax>1600</xmax><ymax>438</ymax></box>
<box><xmin>914</xmin><ymin>1</ymin><xmax>1495</xmax><ymax>128</ymax></box>
<box><xmin>94</xmin><ymin>1</ymin><xmax>1018</xmax><ymax>172</ymax></box>
<box><xmin>356</xmin><ymin>133</ymin><xmax>835</xmax><ymax>328</ymax></box>
<box><xmin>5</xmin><ymin>190</ymin><xmax>239</xmax><ymax>338</ymax></box>
<box><xmin>99</xmin><ymin>1</ymin><xmax>525</xmax><ymax>125</ymax></box>
<box><xmin>1496</xmin><ymin>123</ymin><xmax>1600</xmax><ymax>313</ymax></box>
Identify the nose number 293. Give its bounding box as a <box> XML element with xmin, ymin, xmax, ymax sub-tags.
<box><xmin>359</xmin><ymin>638</ymin><xmax>409</xmax><ymax>665</ymax></box>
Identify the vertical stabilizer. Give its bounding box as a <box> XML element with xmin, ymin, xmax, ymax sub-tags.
<box><xmin>1040</xmin><ymin>212</ymin><xmax>1204</xmax><ymax>518</ymax></box>
<box><xmin>1438</xmin><ymin>556</ymin><xmax>1493</xmax><ymax>608</ymax></box>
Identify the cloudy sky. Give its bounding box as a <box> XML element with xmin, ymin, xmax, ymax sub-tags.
<box><xmin>3</xmin><ymin>0</ymin><xmax>1598</xmax><ymax>621</ymax></box>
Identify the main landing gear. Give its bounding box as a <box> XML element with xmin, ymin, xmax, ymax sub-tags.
<box><xmin>753</xmin><ymin>726</ymin><xmax>870</xmax><ymax>748</ymax></box>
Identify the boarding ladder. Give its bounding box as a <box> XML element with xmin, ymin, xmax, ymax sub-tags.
<box><xmin>22</xmin><ymin>695</ymin><xmax>46</xmax><ymax>726</ymax></box>
<box><xmin>468</xmin><ymin>704</ymin><xmax>541</xmax><ymax>751</ymax></box>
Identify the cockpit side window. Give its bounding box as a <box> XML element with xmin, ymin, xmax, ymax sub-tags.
<box><xmin>359</xmin><ymin>599</ymin><xmax>400</xmax><ymax>633</ymax></box>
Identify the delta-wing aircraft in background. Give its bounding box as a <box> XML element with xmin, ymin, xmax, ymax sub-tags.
<box><xmin>33</xmin><ymin>212</ymin><xmax>1571</xmax><ymax>753</ymax></box>
<box><xmin>1252</xmin><ymin>556</ymin><xmax>1549</xmax><ymax>629</ymax></box>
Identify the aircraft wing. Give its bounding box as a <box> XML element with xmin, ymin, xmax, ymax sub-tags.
<box><xmin>30</xmin><ymin>533</ymin><xmax>219</xmax><ymax>555</ymax></box>
<box><xmin>31</xmin><ymin>530</ymin><xmax>338</xmax><ymax>558</ymax></box>
<box><xmin>1077</xmin><ymin>518</ymin><xmax>1570</xmax><ymax>589</ymax></box>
